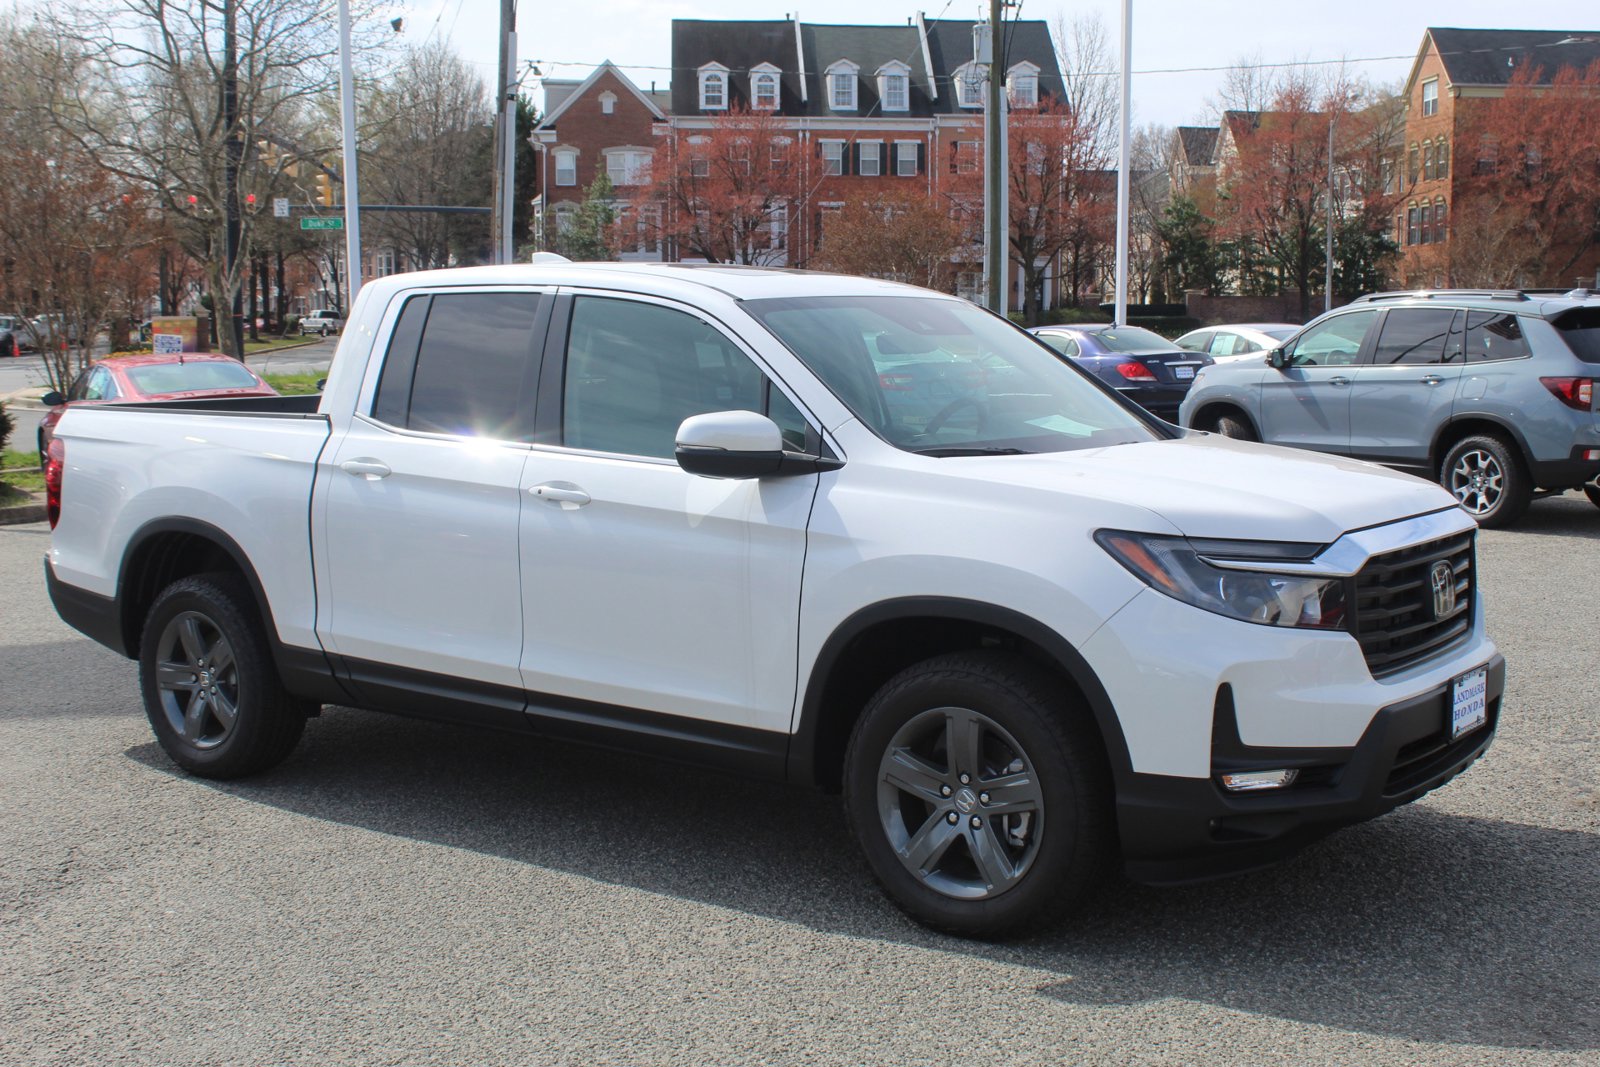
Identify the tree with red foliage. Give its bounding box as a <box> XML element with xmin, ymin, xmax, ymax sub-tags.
<box><xmin>648</xmin><ymin>105</ymin><xmax>802</xmax><ymax>265</ymax></box>
<box><xmin>810</xmin><ymin>185</ymin><xmax>965</xmax><ymax>289</ymax></box>
<box><xmin>1452</xmin><ymin>60</ymin><xmax>1600</xmax><ymax>287</ymax></box>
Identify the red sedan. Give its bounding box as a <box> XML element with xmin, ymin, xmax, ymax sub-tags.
<box><xmin>37</xmin><ymin>352</ymin><xmax>278</xmax><ymax>456</ymax></box>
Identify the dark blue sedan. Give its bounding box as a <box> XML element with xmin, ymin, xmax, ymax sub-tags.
<box><xmin>1029</xmin><ymin>324</ymin><xmax>1212</xmax><ymax>421</ymax></box>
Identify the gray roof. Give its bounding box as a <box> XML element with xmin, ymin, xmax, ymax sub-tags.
<box><xmin>1429</xmin><ymin>27</ymin><xmax>1600</xmax><ymax>87</ymax></box>
<box><xmin>922</xmin><ymin>19</ymin><xmax>1066</xmax><ymax>115</ymax></box>
<box><xmin>1176</xmin><ymin>126</ymin><xmax>1218</xmax><ymax>167</ymax></box>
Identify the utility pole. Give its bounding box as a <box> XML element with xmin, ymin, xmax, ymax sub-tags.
<box><xmin>492</xmin><ymin>0</ymin><xmax>518</xmax><ymax>264</ymax></box>
<box><xmin>982</xmin><ymin>0</ymin><xmax>1008</xmax><ymax>316</ymax></box>
<box><xmin>336</xmin><ymin>0</ymin><xmax>363</xmax><ymax>305</ymax></box>
<box><xmin>1113</xmin><ymin>0</ymin><xmax>1132</xmax><ymax>327</ymax></box>
<box><xmin>1324</xmin><ymin>109</ymin><xmax>1336</xmax><ymax>312</ymax></box>
<box><xmin>223</xmin><ymin>0</ymin><xmax>244</xmax><ymax>356</ymax></box>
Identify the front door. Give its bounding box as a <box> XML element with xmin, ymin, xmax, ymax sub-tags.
<box><xmin>517</xmin><ymin>293</ymin><xmax>818</xmax><ymax>733</ymax></box>
<box><xmin>1260</xmin><ymin>309</ymin><xmax>1380</xmax><ymax>453</ymax></box>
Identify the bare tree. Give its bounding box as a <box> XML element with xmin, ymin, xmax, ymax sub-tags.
<box><xmin>1052</xmin><ymin>12</ymin><xmax>1118</xmax><ymax>150</ymax></box>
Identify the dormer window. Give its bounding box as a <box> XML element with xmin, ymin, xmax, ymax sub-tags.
<box><xmin>954</xmin><ymin>62</ymin><xmax>986</xmax><ymax>108</ymax></box>
<box><xmin>877</xmin><ymin>61</ymin><xmax>910</xmax><ymax>112</ymax></box>
<box><xmin>825</xmin><ymin>60</ymin><xmax>859</xmax><ymax>111</ymax></box>
<box><xmin>699</xmin><ymin>63</ymin><xmax>729</xmax><ymax>111</ymax></box>
<box><xmin>751</xmin><ymin>63</ymin><xmax>781</xmax><ymax>110</ymax></box>
<box><xmin>599</xmin><ymin>91</ymin><xmax>617</xmax><ymax>115</ymax></box>
<box><xmin>1006</xmin><ymin>62</ymin><xmax>1039</xmax><ymax>107</ymax></box>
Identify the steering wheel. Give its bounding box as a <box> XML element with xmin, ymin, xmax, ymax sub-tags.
<box><xmin>923</xmin><ymin>396</ymin><xmax>987</xmax><ymax>436</ymax></box>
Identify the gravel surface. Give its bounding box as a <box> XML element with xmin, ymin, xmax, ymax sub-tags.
<box><xmin>1</xmin><ymin>499</ymin><xmax>1596</xmax><ymax>1066</ymax></box>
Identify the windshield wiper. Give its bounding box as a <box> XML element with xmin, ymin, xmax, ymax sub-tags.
<box><xmin>909</xmin><ymin>446</ymin><xmax>1032</xmax><ymax>457</ymax></box>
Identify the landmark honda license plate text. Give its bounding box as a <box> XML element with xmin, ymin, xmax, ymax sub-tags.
<box><xmin>1450</xmin><ymin>665</ymin><xmax>1488</xmax><ymax>741</ymax></box>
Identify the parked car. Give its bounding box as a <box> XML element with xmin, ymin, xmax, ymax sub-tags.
<box><xmin>1175</xmin><ymin>323</ymin><xmax>1299</xmax><ymax>363</ymax></box>
<box><xmin>299</xmin><ymin>309</ymin><xmax>343</xmax><ymax>336</ymax></box>
<box><xmin>37</xmin><ymin>352</ymin><xmax>278</xmax><ymax>458</ymax></box>
<box><xmin>1179</xmin><ymin>289</ymin><xmax>1600</xmax><ymax>527</ymax></box>
<box><xmin>46</xmin><ymin>263</ymin><xmax>1502</xmax><ymax>938</ymax></box>
<box><xmin>1030</xmin><ymin>324</ymin><xmax>1212</xmax><ymax>420</ymax></box>
<box><xmin>0</xmin><ymin>315</ymin><xmax>19</xmax><ymax>358</ymax></box>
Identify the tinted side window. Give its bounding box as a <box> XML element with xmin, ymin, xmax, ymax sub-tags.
<box><xmin>563</xmin><ymin>297</ymin><xmax>806</xmax><ymax>459</ymax></box>
<box><xmin>385</xmin><ymin>292</ymin><xmax>544</xmax><ymax>439</ymax></box>
<box><xmin>1461</xmin><ymin>312</ymin><xmax>1531</xmax><ymax>363</ymax></box>
<box><xmin>1038</xmin><ymin>333</ymin><xmax>1079</xmax><ymax>358</ymax></box>
<box><xmin>371</xmin><ymin>295</ymin><xmax>429</xmax><ymax>426</ymax></box>
<box><xmin>1553</xmin><ymin>308</ymin><xmax>1600</xmax><ymax>364</ymax></box>
<box><xmin>1287</xmin><ymin>311</ymin><xmax>1376</xmax><ymax>367</ymax></box>
<box><xmin>1373</xmin><ymin>308</ymin><xmax>1455</xmax><ymax>365</ymax></box>
<box><xmin>1208</xmin><ymin>332</ymin><xmax>1239</xmax><ymax>357</ymax></box>
<box><xmin>1177</xmin><ymin>331</ymin><xmax>1212</xmax><ymax>352</ymax></box>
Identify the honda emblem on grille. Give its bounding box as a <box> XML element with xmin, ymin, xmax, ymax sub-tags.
<box><xmin>1429</xmin><ymin>560</ymin><xmax>1456</xmax><ymax>619</ymax></box>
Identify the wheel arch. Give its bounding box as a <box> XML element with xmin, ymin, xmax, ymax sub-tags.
<box><xmin>1431</xmin><ymin>415</ymin><xmax>1534</xmax><ymax>478</ymax></box>
<box><xmin>116</xmin><ymin>518</ymin><xmax>274</xmax><ymax>660</ymax></box>
<box><xmin>1187</xmin><ymin>398</ymin><xmax>1255</xmax><ymax>434</ymax></box>
<box><xmin>788</xmin><ymin>597</ymin><xmax>1133</xmax><ymax>792</ymax></box>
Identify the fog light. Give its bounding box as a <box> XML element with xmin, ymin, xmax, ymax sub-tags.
<box><xmin>1219</xmin><ymin>769</ymin><xmax>1299</xmax><ymax>793</ymax></box>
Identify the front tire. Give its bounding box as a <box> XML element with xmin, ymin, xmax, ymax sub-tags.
<box><xmin>1212</xmin><ymin>412</ymin><xmax>1257</xmax><ymax>441</ymax></box>
<box><xmin>139</xmin><ymin>573</ymin><xmax>311</xmax><ymax>779</ymax></box>
<box><xmin>843</xmin><ymin>652</ymin><xmax>1113</xmax><ymax>938</ymax></box>
<box><xmin>1441</xmin><ymin>434</ymin><xmax>1529</xmax><ymax>528</ymax></box>
<box><xmin>1584</xmin><ymin>480</ymin><xmax>1600</xmax><ymax>510</ymax></box>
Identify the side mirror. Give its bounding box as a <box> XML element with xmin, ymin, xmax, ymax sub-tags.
<box><xmin>1267</xmin><ymin>348</ymin><xmax>1290</xmax><ymax>370</ymax></box>
<box><xmin>40</xmin><ymin>391</ymin><xmax>66</xmax><ymax>407</ymax></box>
<box><xmin>315</xmin><ymin>379</ymin><xmax>327</xmax><ymax>392</ymax></box>
<box><xmin>675</xmin><ymin>410</ymin><xmax>785</xmax><ymax>478</ymax></box>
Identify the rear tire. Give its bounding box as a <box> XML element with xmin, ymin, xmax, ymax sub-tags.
<box><xmin>843</xmin><ymin>651</ymin><xmax>1113</xmax><ymax>939</ymax></box>
<box><xmin>1583</xmin><ymin>480</ymin><xmax>1600</xmax><ymax>510</ymax></box>
<box><xmin>1440</xmin><ymin>434</ymin><xmax>1529</xmax><ymax>529</ymax></box>
<box><xmin>138</xmin><ymin>573</ymin><xmax>311</xmax><ymax>779</ymax></box>
<box><xmin>1212</xmin><ymin>412</ymin><xmax>1257</xmax><ymax>441</ymax></box>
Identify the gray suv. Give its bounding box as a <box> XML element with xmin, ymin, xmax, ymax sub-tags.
<box><xmin>1179</xmin><ymin>289</ymin><xmax>1600</xmax><ymax>526</ymax></box>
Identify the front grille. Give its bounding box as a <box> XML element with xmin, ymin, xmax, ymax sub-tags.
<box><xmin>1383</xmin><ymin>696</ymin><xmax>1498</xmax><ymax>796</ymax></box>
<box><xmin>1350</xmin><ymin>530</ymin><xmax>1475</xmax><ymax>677</ymax></box>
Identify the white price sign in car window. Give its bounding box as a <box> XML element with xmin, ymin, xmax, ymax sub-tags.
<box><xmin>152</xmin><ymin>334</ymin><xmax>184</xmax><ymax>355</ymax></box>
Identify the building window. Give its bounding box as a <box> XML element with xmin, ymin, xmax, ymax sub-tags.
<box><xmin>1407</xmin><ymin>142</ymin><xmax>1419</xmax><ymax>184</ymax></box>
<box><xmin>1437</xmin><ymin>138</ymin><xmax>1449</xmax><ymax>179</ymax></box>
<box><xmin>1406</xmin><ymin>204</ymin><xmax>1418</xmax><ymax>245</ymax></box>
<box><xmin>816</xmin><ymin>202</ymin><xmax>843</xmax><ymax>250</ymax></box>
<box><xmin>553</xmin><ymin>202</ymin><xmax>577</xmax><ymax>234</ymax></box>
<box><xmin>605</xmin><ymin>149</ymin><xmax>650</xmax><ymax>187</ymax></box>
<box><xmin>895</xmin><ymin>141</ymin><xmax>918</xmax><ymax>177</ymax></box>
<box><xmin>1476</xmin><ymin>136</ymin><xmax>1498</xmax><ymax>176</ymax></box>
<box><xmin>1434</xmin><ymin>197</ymin><xmax>1447</xmax><ymax>241</ymax></box>
<box><xmin>876</xmin><ymin>61</ymin><xmax>910</xmax><ymax>112</ymax></box>
<box><xmin>1422</xmin><ymin>78</ymin><xmax>1439</xmax><ymax>117</ymax></box>
<box><xmin>821</xmin><ymin>140</ymin><xmax>845</xmax><ymax>176</ymax></box>
<box><xmin>1381</xmin><ymin>157</ymin><xmax>1394</xmax><ymax>195</ymax></box>
<box><xmin>554</xmin><ymin>148</ymin><xmax>577</xmax><ymax>186</ymax></box>
<box><xmin>599</xmin><ymin>91</ymin><xmax>617</xmax><ymax>116</ymax></box>
<box><xmin>956</xmin><ymin>271</ymin><xmax>982</xmax><ymax>302</ymax></box>
<box><xmin>751</xmin><ymin>65</ymin><xmax>780</xmax><ymax>110</ymax></box>
<box><xmin>1420</xmin><ymin>203</ymin><xmax>1433</xmax><ymax>244</ymax></box>
<box><xmin>1394</xmin><ymin>213</ymin><xmax>1403</xmax><ymax>244</ymax></box>
<box><xmin>1007</xmin><ymin>63</ymin><xmax>1039</xmax><ymax>107</ymax></box>
<box><xmin>1423</xmin><ymin>140</ymin><xmax>1435</xmax><ymax>181</ymax></box>
<box><xmin>826</xmin><ymin>61</ymin><xmax>859</xmax><ymax>110</ymax></box>
<box><xmin>768</xmin><ymin>204</ymin><xmax>787</xmax><ymax>250</ymax></box>
<box><xmin>376</xmin><ymin>249</ymin><xmax>397</xmax><ymax>277</ymax></box>
<box><xmin>771</xmin><ymin>138</ymin><xmax>791</xmax><ymax>173</ymax></box>
<box><xmin>954</xmin><ymin>63</ymin><xmax>986</xmax><ymax>108</ymax></box>
<box><xmin>699</xmin><ymin>64</ymin><xmax>728</xmax><ymax>110</ymax></box>
<box><xmin>859</xmin><ymin>141</ymin><xmax>881</xmax><ymax>177</ymax></box>
<box><xmin>952</xmin><ymin>140</ymin><xmax>979</xmax><ymax>175</ymax></box>
<box><xmin>1525</xmin><ymin>142</ymin><xmax>1543</xmax><ymax>180</ymax></box>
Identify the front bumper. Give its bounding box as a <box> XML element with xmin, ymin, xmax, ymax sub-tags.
<box><xmin>1116</xmin><ymin>653</ymin><xmax>1504</xmax><ymax>884</ymax></box>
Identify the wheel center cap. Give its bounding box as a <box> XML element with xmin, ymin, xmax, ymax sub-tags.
<box><xmin>953</xmin><ymin>787</ymin><xmax>979</xmax><ymax>814</ymax></box>
<box><xmin>198</xmin><ymin>669</ymin><xmax>214</xmax><ymax>686</ymax></box>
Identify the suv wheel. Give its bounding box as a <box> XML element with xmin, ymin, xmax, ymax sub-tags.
<box><xmin>843</xmin><ymin>652</ymin><xmax>1112</xmax><ymax>938</ymax></box>
<box><xmin>139</xmin><ymin>573</ymin><xmax>312</xmax><ymax>779</ymax></box>
<box><xmin>1441</xmin><ymin>434</ymin><xmax>1530</xmax><ymax>528</ymax></box>
<box><xmin>1211</xmin><ymin>412</ymin><xmax>1257</xmax><ymax>441</ymax></box>
<box><xmin>1583</xmin><ymin>479</ymin><xmax>1600</xmax><ymax>510</ymax></box>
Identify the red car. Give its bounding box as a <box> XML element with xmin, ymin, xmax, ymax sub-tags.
<box><xmin>38</xmin><ymin>352</ymin><xmax>278</xmax><ymax>456</ymax></box>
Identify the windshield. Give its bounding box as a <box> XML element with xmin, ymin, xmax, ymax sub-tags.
<box><xmin>1090</xmin><ymin>327</ymin><xmax>1180</xmax><ymax>353</ymax></box>
<box><xmin>1262</xmin><ymin>327</ymin><xmax>1297</xmax><ymax>341</ymax></box>
<box><xmin>743</xmin><ymin>295</ymin><xmax>1158</xmax><ymax>455</ymax></box>
<box><xmin>125</xmin><ymin>360</ymin><xmax>266</xmax><ymax>395</ymax></box>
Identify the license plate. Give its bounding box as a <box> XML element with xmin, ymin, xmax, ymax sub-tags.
<box><xmin>1450</xmin><ymin>665</ymin><xmax>1488</xmax><ymax>740</ymax></box>
<box><xmin>1175</xmin><ymin>366</ymin><xmax>1196</xmax><ymax>380</ymax></box>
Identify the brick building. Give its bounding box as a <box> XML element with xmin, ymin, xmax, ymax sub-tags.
<box><xmin>531</xmin><ymin>62</ymin><xmax>670</xmax><ymax>259</ymax></box>
<box><xmin>1395</xmin><ymin>27</ymin><xmax>1600</xmax><ymax>287</ymax></box>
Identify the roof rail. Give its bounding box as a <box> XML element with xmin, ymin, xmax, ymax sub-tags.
<box><xmin>1351</xmin><ymin>289</ymin><xmax>1529</xmax><ymax>303</ymax></box>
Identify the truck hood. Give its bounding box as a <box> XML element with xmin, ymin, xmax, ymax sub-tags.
<box><xmin>965</xmin><ymin>433</ymin><xmax>1458</xmax><ymax>544</ymax></box>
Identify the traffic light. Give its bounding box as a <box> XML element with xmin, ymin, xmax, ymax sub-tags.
<box><xmin>315</xmin><ymin>172</ymin><xmax>335</xmax><ymax>207</ymax></box>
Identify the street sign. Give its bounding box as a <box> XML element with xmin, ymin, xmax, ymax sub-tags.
<box><xmin>273</xmin><ymin>197</ymin><xmax>290</xmax><ymax>218</ymax></box>
<box><xmin>300</xmin><ymin>217</ymin><xmax>343</xmax><ymax>231</ymax></box>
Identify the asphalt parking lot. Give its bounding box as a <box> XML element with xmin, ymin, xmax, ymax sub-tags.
<box><xmin>1</xmin><ymin>500</ymin><xmax>1596</xmax><ymax>1066</ymax></box>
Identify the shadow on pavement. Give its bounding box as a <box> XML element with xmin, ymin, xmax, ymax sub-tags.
<box><xmin>125</xmin><ymin>706</ymin><xmax>1598</xmax><ymax>1051</ymax></box>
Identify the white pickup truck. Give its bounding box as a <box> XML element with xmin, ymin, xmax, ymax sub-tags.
<box><xmin>45</xmin><ymin>263</ymin><xmax>1503</xmax><ymax>937</ymax></box>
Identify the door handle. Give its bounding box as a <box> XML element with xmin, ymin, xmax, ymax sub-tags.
<box><xmin>339</xmin><ymin>458</ymin><xmax>391</xmax><ymax>479</ymax></box>
<box><xmin>1329</xmin><ymin>376</ymin><xmax>1351</xmax><ymax>386</ymax></box>
<box><xmin>529</xmin><ymin>481</ymin><xmax>591</xmax><ymax>507</ymax></box>
<box><xmin>1420</xmin><ymin>375</ymin><xmax>1445</xmax><ymax>386</ymax></box>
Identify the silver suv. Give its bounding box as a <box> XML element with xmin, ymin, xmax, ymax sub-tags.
<box><xmin>1179</xmin><ymin>289</ymin><xmax>1600</xmax><ymax>527</ymax></box>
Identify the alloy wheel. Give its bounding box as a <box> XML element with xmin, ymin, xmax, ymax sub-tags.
<box><xmin>1448</xmin><ymin>448</ymin><xmax>1504</xmax><ymax>515</ymax></box>
<box><xmin>153</xmin><ymin>610</ymin><xmax>240</xmax><ymax>750</ymax></box>
<box><xmin>876</xmin><ymin>705</ymin><xmax>1044</xmax><ymax>900</ymax></box>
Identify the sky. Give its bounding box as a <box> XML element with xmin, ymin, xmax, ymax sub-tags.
<box><xmin>389</xmin><ymin>0</ymin><xmax>1586</xmax><ymax>128</ymax></box>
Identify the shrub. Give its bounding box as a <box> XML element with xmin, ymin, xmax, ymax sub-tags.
<box><xmin>0</xmin><ymin>400</ymin><xmax>13</xmax><ymax>456</ymax></box>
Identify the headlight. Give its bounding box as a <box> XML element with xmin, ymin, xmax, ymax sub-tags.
<box><xmin>1095</xmin><ymin>530</ymin><xmax>1347</xmax><ymax>629</ymax></box>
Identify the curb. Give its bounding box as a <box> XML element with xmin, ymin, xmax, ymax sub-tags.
<box><xmin>0</xmin><ymin>493</ymin><xmax>46</xmax><ymax>525</ymax></box>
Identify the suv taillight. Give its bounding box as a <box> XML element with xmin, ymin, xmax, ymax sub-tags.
<box><xmin>45</xmin><ymin>437</ymin><xmax>65</xmax><ymax>528</ymax></box>
<box><xmin>1540</xmin><ymin>377</ymin><xmax>1595</xmax><ymax>411</ymax></box>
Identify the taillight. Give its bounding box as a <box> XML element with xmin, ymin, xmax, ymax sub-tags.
<box><xmin>45</xmin><ymin>437</ymin><xmax>64</xmax><ymax>528</ymax></box>
<box><xmin>1115</xmin><ymin>361</ymin><xmax>1156</xmax><ymax>381</ymax></box>
<box><xmin>1540</xmin><ymin>377</ymin><xmax>1595</xmax><ymax>411</ymax></box>
<box><xmin>878</xmin><ymin>372</ymin><xmax>915</xmax><ymax>392</ymax></box>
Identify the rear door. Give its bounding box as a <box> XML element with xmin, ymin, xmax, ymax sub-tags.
<box><xmin>1348</xmin><ymin>307</ymin><xmax>1465</xmax><ymax>469</ymax></box>
<box><xmin>516</xmin><ymin>292</ymin><xmax>819</xmax><ymax>733</ymax></box>
<box><xmin>314</xmin><ymin>288</ymin><xmax>551</xmax><ymax>714</ymax></box>
<box><xmin>1260</xmin><ymin>309</ymin><xmax>1380</xmax><ymax>453</ymax></box>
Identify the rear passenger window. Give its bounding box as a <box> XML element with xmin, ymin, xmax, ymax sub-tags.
<box><xmin>371</xmin><ymin>292</ymin><xmax>545</xmax><ymax>438</ymax></box>
<box><xmin>1460</xmin><ymin>312</ymin><xmax>1531</xmax><ymax>363</ymax></box>
<box><xmin>1208</xmin><ymin>332</ymin><xmax>1239</xmax><ymax>357</ymax></box>
<box><xmin>562</xmin><ymin>297</ymin><xmax>808</xmax><ymax>459</ymax></box>
<box><xmin>1373</xmin><ymin>308</ymin><xmax>1455</xmax><ymax>365</ymax></box>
